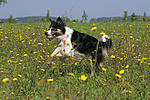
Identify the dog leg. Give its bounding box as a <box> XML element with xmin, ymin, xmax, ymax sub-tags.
<box><xmin>50</xmin><ymin>47</ymin><xmax>64</xmax><ymax>57</ymax></box>
<box><xmin>103</xmin><ymin>48</ymin><xmax>109</xmax><ymax>58</ymax></box>
<box><xmin>99</xmin><ymin>62</ymin><xmax>103</xmax><ymax>69</ymax></box>
<box><xmin>88</xmin><ymin>56</ymin><xmax>95</xmax><ymax>76</ymax></box>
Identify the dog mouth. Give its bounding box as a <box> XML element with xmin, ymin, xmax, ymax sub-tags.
<box><xmin>47</xmin><ymin>34</ymin><xmax>56</xmax><ymax>41</ymax></box>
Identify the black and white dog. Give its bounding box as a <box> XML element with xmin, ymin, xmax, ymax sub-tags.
<box><xmin>45</xmin><ymin>17</ymin><xmax>112</xmax><ymax>75</ymax></box>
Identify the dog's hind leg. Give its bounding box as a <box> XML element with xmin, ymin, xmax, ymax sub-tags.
<box><xmin>88</xmin><ymin>56</ymin><xmax>95</xmax><ymax>76</ymax></box>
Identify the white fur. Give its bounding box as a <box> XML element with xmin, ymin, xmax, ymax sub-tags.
<box><xmin>51</xmin><ymin>26</ymin><xmax>85</xmax><ymax>59</ymax></box>
<box><xmin>101</xmin><ymin>35</ymin><xmax>110</xmax><ymax>42</ymax></box>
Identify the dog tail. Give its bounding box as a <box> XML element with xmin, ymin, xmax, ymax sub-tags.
<box><xmin>101</xmin><ymin>35</ymin><xmax>112</xmax><ymax>57</ymax></box>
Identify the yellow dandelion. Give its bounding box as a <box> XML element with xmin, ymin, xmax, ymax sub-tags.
<box><xmin>125</xmin><ymin>65</ymin><xmax>129</xmax><ymax>69</ymax></box>
<box><xmin>81</xmin><ymin>75</ymin><xmax>87</xmax><ymax>81</ymax></box>
<box><xmin>23</xmin><ymin>54</ymin><xmax>28</xmax><ymax>57</ymax></box>
<box><xmin>91</xmin><ymin>27</ymin><xmax>97</xmax><ymax>31</ymax></box>
<box><xmin>41</xmin><ymin>69</ymin><xmax>45</xmax><ymax>71</ymax></box>
<box><xmin>119</xmin><ymin>70</ymin><xmax>124</xmax><ymax>75</ymax></box>
<box><xmin>117</xmin><ymin>79</ymin><xmax>122</xmax><ymax>82</ymax></box>
<box><xmin>124</xmin><ymin>82</ymin><xmax>130</xmax><ymax>86</ymax></box>
<box><xmin>102</xmin><ymin>68</ymin><xmax>107</xmax><ymax>72</ymax></box>
<box><xmin>18</xmin><ymin>74</ymin><xmax>22</xmax><ymax>77</ymax></box>
<box><xmin>3</xmin><ymin>78</ymin><xmax>9</xmax><ymax>82</ymax></box>
<box><xmin>110</xmin><ymin>55</ymin><xmax>115</xmax><ymax>59</ymax></box>
<box><xmin>113</xmin><ymin>86</ymin><xmax>116</xmax><ymax>91</ymax></box>
<box><xmin>139</xmin><ymin>75</ymin><xmax>145</xmax><ymax>77</ymax></box>
<box><xmin>126</xmin><ymin>90</ymin><xmax>132</xmax><ymax>94</ymax></box>
<box><xmin>143</xmin><ymin>58</ymin><xmax>147</xmax><ymax>61</ymax></box>
<box><xmin>103</xmin><ymin>84</ymin><xmax>107</xmax><ymax>86</ymax></box>
<box><xmin>52</xmin><ymin>66</ymin><xmax>57</xmax><ymax>69</ymax></box>
<box><xmin>75</xmin><ymin>62</ymin><xmax>77</xmax><ymax>65</ymax></box>
<box><xmin>100</xmin><ymin>31</ymin><xmax>106</xmax><ymax>35</ymax></box>
<box><xmin>67</xmin><ymin>73</ymin><xmax>74</xmax><ymax>76</ymax></box>
<box><xmin>13</xmin><ymin>78</ymin><xmax>17</xmax><ymax>81</ymax></box>
<box><xmin>115</xmin><ymin>74</ymin><xmax>121</xmax><ymax>78</ymax></box>
<box><xmin>129</xmin><ymin>36</ymin><xmax>133</xmax><ymax>39</ymax></box>
<box><xmin>100</xmin><ymin>28</ymin><xmax>105</xmax><ymax>30</ymax></box>
<box><xmin>46</xmin><ymin>96</ymin><xmax>50</xmax><ymax>99</ymax></box>
<box><xmin>47</xmin><ymin>78</ymin><xmax>54</xmax><ymax>82</ymax></box>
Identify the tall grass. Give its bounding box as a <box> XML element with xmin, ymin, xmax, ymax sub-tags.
<box><xmin>0</xmin><ymin>21</ymin><xmax>150</xmax><ymax>99</ymax></box>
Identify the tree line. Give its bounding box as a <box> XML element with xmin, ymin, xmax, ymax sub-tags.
<box><xmin>0</xmin><ymin>10</ymin><xmax>149</xmax><ymax>23</ymax></box>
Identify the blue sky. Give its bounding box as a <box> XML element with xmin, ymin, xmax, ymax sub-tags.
<box><xmin>0</xmin><ymin>0</ymin><xmax>150</xmax><ymax>20</ymax></box>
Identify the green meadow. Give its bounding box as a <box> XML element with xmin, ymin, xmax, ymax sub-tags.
<box><xmin>0</xmin><ymin>21</ymin><xmax>150</xmax><ymax>99</ymax></box>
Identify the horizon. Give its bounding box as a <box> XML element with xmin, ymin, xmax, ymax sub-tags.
<box><xmin>0</xmin><ymin>0</ymin><xmax>150</xmax><ymax>20</ymax></box>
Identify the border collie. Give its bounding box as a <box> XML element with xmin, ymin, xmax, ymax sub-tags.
<box><xmin>44</xmin><ymin>17</ymin><xmax>112</xmax><ymax>75</ymax></box>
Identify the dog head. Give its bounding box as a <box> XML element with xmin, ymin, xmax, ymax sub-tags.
<box><xmin>45</xmin><ymin>17</ymin><xmax>65</xmax><ymax>41</ymax></box>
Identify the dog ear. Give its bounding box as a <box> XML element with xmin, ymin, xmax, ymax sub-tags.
<box><xmin>56</xmin><ymin>17</ymin><xmax>63</xmax><ymax>25</ymax></box>
<box><xmin>49</xmin><ymin>19</ymin><xmax>53</xmax><ymax>22</ymax></box>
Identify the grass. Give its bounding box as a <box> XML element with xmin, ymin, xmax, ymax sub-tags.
<box><xmin>0</xmin><ymin>21</ymin><xmax>150</xmax><ymax>99</ymax></box>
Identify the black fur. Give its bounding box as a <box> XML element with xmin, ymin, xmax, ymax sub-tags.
<box><xmin>71</xmin><ymin>30</ymin><xmax>103</xmax><ymax>65</ymax></box>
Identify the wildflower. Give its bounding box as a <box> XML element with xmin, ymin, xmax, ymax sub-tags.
<box><xmin>110</xmin><ymin>55</ymin><xmax>115</xmax><ymax>59</ymax></box>
<box><xmin>13</xmin><ymin>78</ymin><xmax>17</xmax><ymax>81</ymax></box>
<box><xmin>124</xmin><ymin>82</ymin><xmax>130</xmax><ymax>86</ymax></box>
<box><xmin>100</xmin><ymin>28</ymin><xmax>105</xmax><ymax>30</ymax></box>
<box><xmin>102</xmin><ymin>68</ymin><xmax>107</xmax><ymax>72</ymax></box>
<box><xmin>3</xmin><ymin>78</ymin><xmax>9</xmax><ymax>82</ymax></box>
<box><xmin>52</xmin><ymin>66</ymin><xmax>57</xmax><ymax>69</ymax></box>
<box><xmin>91</xmin><ymin>27</ymin><xmax>97</xmax><ymax>31</ymax></box>
<box><xmin>100</xmin><ymin>31</ymin><xmax>106</xmax><ymax>35</ymax></box>
<box><xmin>117</xmin><ymin>79</ymin><xmax>122</xmax><ymax>82</ymax></box>
<box><xmin>67</xmin><ymin>73</ymin><xmax>74</xmax><ymax>76</ymax></box>
<box><xmin>143</xmin><ymin>58</ymin><xmax>147</xmax><ymax>61</ymax></box>
<box><xmin>18</xmin><ymin>74</ymin><xmax>22</xmax><ymax>77</ymax></box>
<box><xmin>139</xmin><ymin>75</ymin><xmax>145</xmax><ymax>77</ymax></box>
<box><xmin>77</xmin><ymin>91</ymin><xmax>80</xmax><ymax>94</ymax></box>
<box><xmin>129</xmin><ymin>36</ymin><xmax>133</xmax><ymax>39</ymax></box>
<box><xmin>115</xmin><ymin>74</ymin><xmax>121</xmax><ymax>78</ymax></box>
<box><xmin>47</xmin><ymin>78</ymin><xmax>54</xmax><ymax>82</ymax></box>
<box><xmin>11</xmin><ymin>92</ymin><xmax>14</xmax><ymax>95</ymax></box>
<box><xmin>81</xmin><ymin>75</ymin><xmax>87</xmax><ymax>81</ymax></box>
<box><xmin>113</xmin><ymin>86</ymin><xmax>116</xmax><ymax>91</ymax></box>
<box><xmin>38</xmin><ymin>43</ymin><xmax>43</xmax><ymax>45</ymax></box>
<box><xmin>41</xmin><ymin>69</ymin><xmax>45</xmax><ymax>72</ymax></box>
<box><xmin>75</xmin><ymin>62</ymin><xmax>77</xmax><ymax>65</ymax></box>
<box><xmin>126</xmin><ymin>90</ymin><xmax>132</xmax><ymax>94</ymax></box>
<box><xmin>23</xmin><ymin>54</ymin><xmax>28</xmax><ymax>57</ymax></box>
<box><xmin>125</xmin><ymin>65</ymin><xmax>129</xmax><ymax>69</ymax></box>
<box><xmin>119</xmin><ymin>70</ymin><xmax>124</xmax><ymax>75</ymax></box>
<box><xmin>10</xmin><ymin>51</ymin><xmax>13</xmax><ymax>54</ymax></box>
<box><xmin>103</xmin><ymin>84</ymin><xmax>107</xmax><ymax>86</ymax></box>
<box><xmin>46</xmin><ymin>96</ymin><xmax>50</xmax><ymax>99</ymax></box>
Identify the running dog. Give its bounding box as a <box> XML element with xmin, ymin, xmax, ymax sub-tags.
<box><xmin>44</xmin><ymin>17</ymin><xmax>112</xmax><ymax>75</ymax></box>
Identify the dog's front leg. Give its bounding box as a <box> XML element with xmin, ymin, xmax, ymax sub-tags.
<box><xmin>50</xmin><ymin>47</ymin><xmax>64</xmax><ymax>57</ymax></box>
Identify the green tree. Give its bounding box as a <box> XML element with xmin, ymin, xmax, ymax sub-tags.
<box><xmin>123</xmin><ymin>11</ymin><xmax>128</xmax><ymax>22</ymax></box>
<box><xmin>46</xmin><ymin>10</ymin><xmax>50</xmax><ymax>22</ymax></box>
<box><xmin>131</xmin><ymin>12</ymin><xmax>137</xmax><ymax>22</ymax></box>
<box><xmin>143</xmin><ymin>12</ymin><xmax>146</xmax><ymax>22</ymax></box>
<box><xmin>8</xmin><ymin>14</ymin><xmax>15</xmax><ymax>23</ymax></box>
<box><xmin>41</xmin><ymin>17</ymin><xmax>45</xmax><ymax>22</ymax></box>
<box><xmin>0</xmin><ymin>0</ymin><xmax>7</xmax><ymax>6</ymax></box>
<box><xmin>81</xmin><ymin>10</ymin><xmax>88</xmax><ymax>22</ymax></box>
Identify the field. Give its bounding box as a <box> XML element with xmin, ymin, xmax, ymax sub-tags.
<box><xmin>0</xmin><ymin>21</ymin><xmax>150</xmax><ymax>99</ymax></box>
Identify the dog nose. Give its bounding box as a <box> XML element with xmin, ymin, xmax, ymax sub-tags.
<box><xmin>45</xmin><ymin>32</ymin><xmax>48</xmax><ymax>35</ymax></box>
